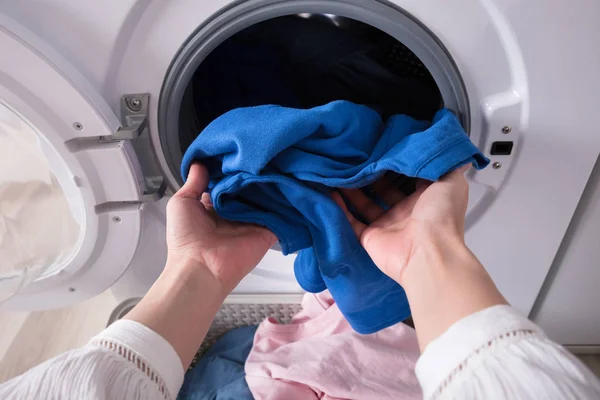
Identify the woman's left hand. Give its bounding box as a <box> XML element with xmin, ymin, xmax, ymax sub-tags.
<box><xmin>166</xmin><ymin>163</ymin><xmax>277</xmax><ymax>291</ymax></box>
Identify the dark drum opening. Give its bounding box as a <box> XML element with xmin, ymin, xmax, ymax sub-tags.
<box><xmin>176</xmin><ymin>14</ymin><xmax>443</xmax><ymax>154</ymax></box>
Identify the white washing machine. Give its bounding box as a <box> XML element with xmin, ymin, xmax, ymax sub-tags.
<box><xmin>0</xmin><ymin>0</ymin><xmax>599</xmax><ymax>346</ymax></box>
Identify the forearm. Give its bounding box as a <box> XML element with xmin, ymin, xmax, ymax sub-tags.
<box><xmin>399</xmin><ymin>233</ymin><xmax>507</xmax><ymax>351</ymax></box>
<box><xmin>124</xmin><ymin>256</ymin><xmax>228</xmax><ymax>369</ymax></box>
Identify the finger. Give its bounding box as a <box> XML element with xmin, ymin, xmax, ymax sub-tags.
<box><xmin>257</xmin><ymin>226</ymin><xmax>278</xmax><ymax>247</ymax></box>
<box><xmin>333</xmin><ymin>191</ymin><xmax>367</xmax><ymax>236</ymax></box>
<box><xmin>339</xmin><ymin>188</ymin><xmax>385</xmax><ymax>222</ymax></box>
<box><xmin>373</xmin><ymin>177</ymin><xmax>407</xmax><ymax>207</ymax></box>
<box><xmin>177</xmin><ymin>163</ymin><xmax>209</xmax><ymax>200</ymax></box>
<box><xmin>442</xmin><ymin>167</ymin><xmax>470</xmax><ymax>212</ymax></box>
<box><xmin>458</xmin><ymin>163</ymin><xmax>471</xmax><ymax>174</ymax></box>
<box><xmin>201</xmin><ymin>192</ymin><xmax>214</xmax><ymax>210</ymax></box>
<box><xmin>237</xmin><ymin>221</ymin><xmax>278</xmax><ymax>246</ymax></box>
<box><xmin>442</xmin><ymin>164</ymin><xmax>471</xmax><ymax>183</ymax></box>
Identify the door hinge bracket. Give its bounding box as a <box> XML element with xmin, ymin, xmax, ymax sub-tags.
<box><xmin>101</xmin><ymin>93</ymin><xmax>166</xmax><ymax>202</ymax></box>
<box><xmin>100</xmin><ymin>93</ymin><xmax>149</xmax><ymax>142</ymax></box>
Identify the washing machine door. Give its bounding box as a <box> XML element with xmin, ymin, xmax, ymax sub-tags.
<box><xmin>0</xmin><ymin>16</ymin><xmax>163</xmax><ymax>310</ymax></box>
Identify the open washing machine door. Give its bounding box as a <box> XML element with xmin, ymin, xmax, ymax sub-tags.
<box><xmin>0</xmin><ymin>15</ymin><xmax>165</xmax><ymax>310</ymax></box>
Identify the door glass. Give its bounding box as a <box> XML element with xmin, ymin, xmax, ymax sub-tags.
<box><xmin>0</xmin><ymin>103</ymin><xmax>83</xmax><ymax>302</ymax></box>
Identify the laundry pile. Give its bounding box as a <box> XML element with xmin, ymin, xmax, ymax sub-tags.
<box><xmin>178</xmin><ymin>292</ymin><xmax>422</xmax><ymax>400</ymax></box>
<box><xmin>180</xmin><ymin>15</ymin><xmax>489</xmax><ymax>334</ymax></box>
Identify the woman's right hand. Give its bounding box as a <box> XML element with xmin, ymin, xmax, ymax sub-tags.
<box><xmin>335</xmin><ymin>165</ymin><xmax>507</xmax><ymax>350</ymax></box>
<box><xmin>333</xmin><ymin>166</ymin><xmax>470</xmax><ymax>285</ymax></box>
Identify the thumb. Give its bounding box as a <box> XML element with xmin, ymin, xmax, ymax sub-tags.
<box><xmin>177</xmin><ymin>163</ymin><xmax>209</xmax><ymax>200</ymax></box>
<box><xmin>441</xmin><ymin>163</ymin><xmax>471</xmax><ymax>185</ymax></box>
<box><xmin>457</xmin><ymin>163</ymin><xmax>471</xmax><ymax>175</ymax></box>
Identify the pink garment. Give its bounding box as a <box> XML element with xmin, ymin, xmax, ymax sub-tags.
<box><xmin>245</xmin><ymin>291</ymin><xmax>422</xmax><ymax>400</ymax></box>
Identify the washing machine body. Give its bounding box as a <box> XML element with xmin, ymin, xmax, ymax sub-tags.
<box><xmin>0</xmin><ymin>0</ymin><xmax>598</xmax><ymax>344</ymax></box>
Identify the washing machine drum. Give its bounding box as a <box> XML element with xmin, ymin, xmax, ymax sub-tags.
<box><xmin>175</xmin><ymin>14</ymin><xmax>447</xmax><ymax>173</ymax></box>
<box><xmin>180</xmin><ymin>16</ymin><xmax>442</xmax><ymax>150</ymax></box>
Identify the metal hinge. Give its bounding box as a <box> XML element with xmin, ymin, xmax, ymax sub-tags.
<box><xmin>101</xmin><ymin>93</ymin><xmax>166</xmax><ymax>202</ymax></box>
<box><xmin>99</xmin><ymin>93</ymin><xmax>149</xmax><ymax>142</ymax></box>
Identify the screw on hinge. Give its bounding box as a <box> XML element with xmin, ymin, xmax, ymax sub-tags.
<box><xmin>127</xmin><ymin>97</ymin><xmax>142</xmax><ymax>112</ymax></box>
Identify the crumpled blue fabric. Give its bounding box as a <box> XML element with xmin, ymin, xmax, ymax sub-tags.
<box><xmin>181</xmin><ymin>101</ymin><xmax>489</xmax><ymax>334</ymax></box>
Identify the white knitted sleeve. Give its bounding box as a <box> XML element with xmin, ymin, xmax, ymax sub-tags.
<box><xmin>416</xmin><ymin>305</ymin><xmax>600</xmax><ymax>400</ymax></box>
<box><xmin>0</xmin><ymin>320</ymin><xmax>185</xmax><ymax>400</ymax></box>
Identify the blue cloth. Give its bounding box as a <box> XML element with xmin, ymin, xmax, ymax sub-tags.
<box><xmin>177</xmin><ymin>325</ymin><xmax>257</xmax><ymax>400</ymax></box>
<box><xmin>181</xmin><ymin>101</ymin><xmax>489</xmax><ymax>334</ymax></box>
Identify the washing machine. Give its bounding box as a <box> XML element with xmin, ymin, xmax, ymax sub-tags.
<box><xmin>0</xmin><ymin>0</ymin><xmax>599</xmax><ymax>347</ymax></box>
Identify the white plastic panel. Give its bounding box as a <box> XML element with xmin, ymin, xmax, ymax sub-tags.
<box><xmin>463</xmin><ymin>0</ymin><xmax>600</xmax><ymax>315</ymax></box>
<box><xmin>0</xmin><ymin>0</ymin><xmax>137</xmax><ymax>93</ymax></box>
<box><xmin>531</xmin><ymin>158</ymin><xmax>600</xmax><ymax>345</ymax></box>
<box><xmin>0</xmin><ymin>15</ymin><xmax>146</xmax><ymax>310</ymax></box>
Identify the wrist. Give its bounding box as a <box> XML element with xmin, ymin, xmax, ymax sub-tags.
<box><xmin>163</xmin><ymin>255</ymin><xmax>229</xmax><ymax>303</ymax></box>
<box><xmin>398</xmin><ymin>229</ymin><xmax>472</xmax><ymax>286</ymax></box>
<box><xmin>125</xmin><ymin>255</ymin><xmax>230</xmax><ymax>369</ymax></box>
<box><xmin>397</xmin><ymin>230</ymin><xmax>507</xmax><ymax>350</ymax></box>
